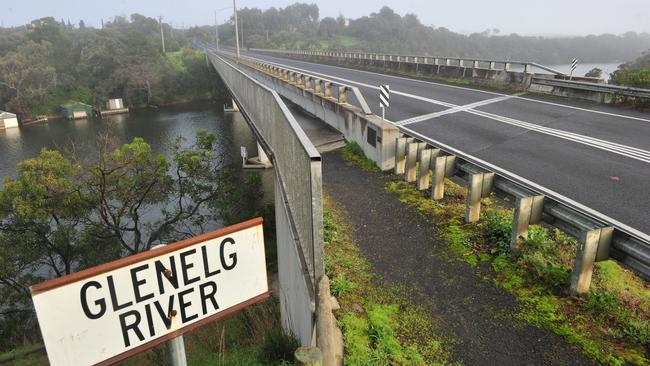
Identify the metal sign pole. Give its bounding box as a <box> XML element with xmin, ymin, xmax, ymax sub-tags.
<box><xmin>151</xmin><ymin>244</ymin><xmax>188</xmax><ymax>366</ymax></box>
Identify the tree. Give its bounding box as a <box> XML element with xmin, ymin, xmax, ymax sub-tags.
<box><xmin>0</xmin><ymin>130</ymin><xmax>261</xmax><ymax>349</ymax></box>
<box><xmin>319</xmin><ymin>17</ymin><xmax>339</xmax><ymax>37</ymax></box>
<box><xmin>0</xmin><ymin>41</ymin><xmax>56</xmax><ymax>116</ymax></box>
<box><xmin>585</xmin><ymin>68</ymin><xmax>603</xmax><ymax>78</ymax></box>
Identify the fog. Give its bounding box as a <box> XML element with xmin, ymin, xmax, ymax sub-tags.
<box><xmin>2</xmin><ymin>0</ymin><xmax>649</xmax><ymax>36</ymax></box>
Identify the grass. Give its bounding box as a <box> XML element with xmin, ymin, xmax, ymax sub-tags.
<box><xmin>383</xmin><ymin>179</ymin><xmax>650</xmax><ymax>366</ymax></box>
<box><xmin>341</xmin><ymin>142</ymin><xmax>381</xmax><ymax>173</ymax></box>
<box><xmin>323</xmin><ymin>194</ymin><xmax>459</xmax><ymax>366</ymax></box>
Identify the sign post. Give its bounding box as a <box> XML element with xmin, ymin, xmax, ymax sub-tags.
<box><xmin>30</xmin><ymin>217</ymin><xmax>268</xmax><ymax>366</ymax></box>
<box><xmin>379</xmin><ymin>84</ymin><xmax>390</xmax><ymax>121</ymax></box>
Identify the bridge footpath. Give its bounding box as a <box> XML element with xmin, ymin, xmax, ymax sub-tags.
<box><xmin>238</xmin><ymin>50</ymin><xmax>650</xmax><ymax>240</ymax></box>
<box><xmin>321</xmin><ymin>146</ymin><xmax>596</xmax><ymax>366</ymax></box>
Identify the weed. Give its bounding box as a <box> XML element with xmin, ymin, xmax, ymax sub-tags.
<box><xmin>331</xmin><ymin>274</ymin><xmax>356</xmax><ymax>297</ymax></box>
<box><xmin>341</xmin><ymin>142</ymin><xmax>381</xmax><ymax>173</ymax></box>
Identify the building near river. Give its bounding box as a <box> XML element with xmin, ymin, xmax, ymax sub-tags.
<box><xmin>60</xmin><ymin>101</ymin><xmax>94</xmax><ymax>120</ymax></box>
<box><xmin>0</xmin><ymin>111</ymin><xmax>19</xmax><ymax>129</ymax></box>
<box><xmin>100</xmin><ymin>98</ymin><xmax>129</xmax><ymax>116</ymax></box>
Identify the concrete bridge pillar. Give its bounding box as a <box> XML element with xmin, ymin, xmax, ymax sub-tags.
<box><xmin>510</xmin><ymin>195</ymin><xmax>545</xmax><ymax>251</ymax></box>
<box><xmin>464</xmin><ymin>172</ymin><xmax>495</xmax><ymax>223</ymax></box>
<box><xmin>431</xmin><ymin>155</ymin><xmax>456</xmax><ymax>200</ymax></box>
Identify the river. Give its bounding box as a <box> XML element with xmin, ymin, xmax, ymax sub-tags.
<box><xmin>0</xmin><ymin>100</ymin><xmax>275</xmax><ymax>212</ymax></box>
<box><xmin>545</xmin><ymin>62</ymin><xmax>622</xmax><ymax>79</ymax></box>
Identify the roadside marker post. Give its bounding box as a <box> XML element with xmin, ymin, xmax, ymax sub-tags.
<box><xmin>30</xmin><ymin>218</ymin><xmax>269</xmax><ymax>366</ymax></box>
<box><xmin>379</xmin><ymin>84</ymin><xmax>390</xmax><ymax>121</ymax></box>
<box><xmin>570</xmin><ymin>58</ymin><xmax>578</xmax><ymax>80</ymax></box>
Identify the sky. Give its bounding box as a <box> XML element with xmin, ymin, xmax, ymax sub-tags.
<box><xmin>1</xmin><ymin>0</ymin><xmax>649</xmax><ymax>36</ymax></box>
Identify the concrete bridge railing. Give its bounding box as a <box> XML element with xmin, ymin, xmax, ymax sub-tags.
<box><xmin>208</xmin><ymin>53</ymin><xmax>323</xmax><ymax>346</ymax></box>
<box><xmin>227</xmin><ymin>52</ymin><xmax>400</xmax><ymax>172</ymax></box>
<box><xmin>247</xmin><ymin>48</ymin><xmax>650</xmax><ymax>104</ymax></box>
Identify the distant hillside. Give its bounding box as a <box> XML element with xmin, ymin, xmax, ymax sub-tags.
<box><xmin>196</xmin><ymin>4</ymin><xmax>650</xmax><ymax>65</ymax></box>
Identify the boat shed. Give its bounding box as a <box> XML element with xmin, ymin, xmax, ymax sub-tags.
<box><xmin>0</xmin><ymin>111</ymin><xmax>19</xmax><ymax>129</ymax></box>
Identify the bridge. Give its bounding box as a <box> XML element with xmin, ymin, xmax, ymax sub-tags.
<box><xmin>205</xmin><ymin>47</ymin><xmax>650</xmax><ymax>357</ymax></box>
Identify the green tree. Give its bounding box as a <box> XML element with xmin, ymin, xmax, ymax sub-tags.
<box><xmin>0</xmin><ymin>41</ymin><xmax>56</xmax><ymax>116</ymax></box>
<box><xmin>585</xmin><ymin>68</ymin><xmax>603</xmax><ymax>78</ymax></box>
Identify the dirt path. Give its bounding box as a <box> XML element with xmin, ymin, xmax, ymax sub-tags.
<box><xmin>322</xmin><ymin>150</ymin><xmax>595</xmax><ymax>366</ymax></box>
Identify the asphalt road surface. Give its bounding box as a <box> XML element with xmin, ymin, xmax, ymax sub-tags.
<box><xmin>235</xmin><ymin>50</ymin><xmax>650</xmax><ymax>237</ymax></box>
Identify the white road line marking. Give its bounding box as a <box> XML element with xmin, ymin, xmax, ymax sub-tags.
<box><xmin>252</xmin><ymin>52</ymin><xmax>650</xmax><ymax>124</ymax></box>
<box><xmin>244</xmin><ymin>54</ymin><xmax>650</xmax><ymax>163</ymax></box>
<box><xmin>397</xmin><ymin>95</ymin><xmax>515</xmax><ymax>126</ymax></box>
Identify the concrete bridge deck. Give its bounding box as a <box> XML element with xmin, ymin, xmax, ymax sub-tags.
<box><xmin>240</xmin><ymin>51</ymin><xmax>650</xmax><ymax>237</ymax></box>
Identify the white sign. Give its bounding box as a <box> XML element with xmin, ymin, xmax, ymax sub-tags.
<box><xmin>31</xmin><ymin>218</ymin><xmax>268</xmax><ymax>366</ymax></box>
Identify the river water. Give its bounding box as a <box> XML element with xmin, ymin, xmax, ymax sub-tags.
<box><xmin>0</xmin><ymin>100</ymin><xmax>274</xmax><ymax>211</ymax></box>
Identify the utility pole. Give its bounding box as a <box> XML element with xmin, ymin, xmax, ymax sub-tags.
<box><xmin>159</xmin><ymin>16</ymin><xmax>166</xmax><ymax>53</ymax></box>
<box><xmin>233</xmin><ymin>0</ymin><xmax>240</xmax><ymax>58</ymax></box>
<box><xmin>214</xmin><ymin>12</ymin><xmax>222</xmax><ymax>51</ymax></box>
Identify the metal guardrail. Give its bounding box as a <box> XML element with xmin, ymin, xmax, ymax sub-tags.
<box><xmin>249</xmin><ymin>48</ymin><xmax>568</xmax><ymax>76</ymax></box>
<box><xmin>234</xmin><ymin>52</ymin><xmax>650</xmax><ymax>282</ymax></box>
<box><xmin>532</xmin><ymin>77</ymin><xmax>650</xmax><ymax>99</ymax></box>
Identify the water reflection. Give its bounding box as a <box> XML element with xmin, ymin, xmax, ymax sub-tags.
<box><xmin>0</xmin><ymin>101</ymin><xmax>274</xmax><ymax>206</ymax></box>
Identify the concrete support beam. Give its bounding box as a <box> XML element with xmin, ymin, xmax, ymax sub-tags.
<box><xmin>404</xmin><ymin>142</ymin><xmax>424</xmax><ymax>182</ymax></box>
<box><xmin>510</xmin><ymin>195</ymin><xmax>545</xmax><ymax>251</ymax></box>
<box><xmin>394</xmin><ymin>137</ymin><xmax>414</xmax><ymax>175</ymax></box>
<box><xmin>570</xmin><ymin>227</ymin><xmax>614</xmax><ymax>297</ymax></box>
<box><xmin>464</xmin><ymin>172</ymin><xmax>495</xmax><ymax>223</ymax></box>
<box><xmin>416</xmin><ymin>148</ymin><xmax>440</xmax><ymax>191</ymax></box>
<box><xmin>431</xmin><ymin>155</ymin><xmax>456</xmax><ymax>200</ymax></box>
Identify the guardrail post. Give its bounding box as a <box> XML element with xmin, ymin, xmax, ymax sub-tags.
<box><xmin>464</xmin><ymin>172</ymin><xmax>495</xmax><ymax>223</ymax></box>
<box><xmin>338</xmin><ymin>86</ymin><xmax>348</xmax><ymax>104</ymax></box>
<box><xmin>445</xmin><ymin>58</ymin><xmax>451</xmax><ymax>66</ymax></box>
<box><xmin>417</xmin><ymin>148</ymin><xmax>440</xmax><ymax>191</ymax></box>
<box><xmin>510</xmin><ymin>195</ymin><xmax>545</xmax><ymax>251</ymax></box>
<box><xmin>405</xmin><ymin>142</ymin><xmax>423</xmax><ymax>183</ymax></box>
<box><xmin>304</xmin><ymin>76</ymin><xmax>313</xmax><ymax>91</ymax></box>
<box><xmin>431</xmin><ymin>155</ymin><xmax>456</xmax><ymax>200</ymax></box>
<box><xmin>473</xmin><ymin>60</ymin><xmax>479</xmax><ymax>69</ymax></box>
<box><xmin>314</xmin><ymin>79</ymin><xmax>322</xmax><ymax>95</ymax></box>
<box><xmin>489</xmin><ymin>62</ymin><xmax>496</xmax><ymax>70</ymax></box>
<box><xmin>504</xmin><ymin>62</ymin><xmax>512</xmax><ymax>71</ymax></box>
<box><xmin>394</xmin><ymin>137</ymin><xmax>414</xmax><ymax>175</ymax></box>
<box><xmin>524</xmin><ymin>64</ymin><xmax>532</xmax><ymax>74</ymax></box>
<box><xmin>459</xmin><ymin>59</ymin><xmax>465</xmax><ymax>68</ymax></box>
<box><xmin>324</xmin><ymin>82</ymin><xmax>333</xmax><ymax>99</ymax></box>
<box><xmin>570</xmin><ymin>227</ymin><xmax>614</xmax><ymax>297</ymax></box>
<box><xmin>296</xmin><ymin>74</ymin><xmax>304</xmax><ymax>87</ymax></box>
